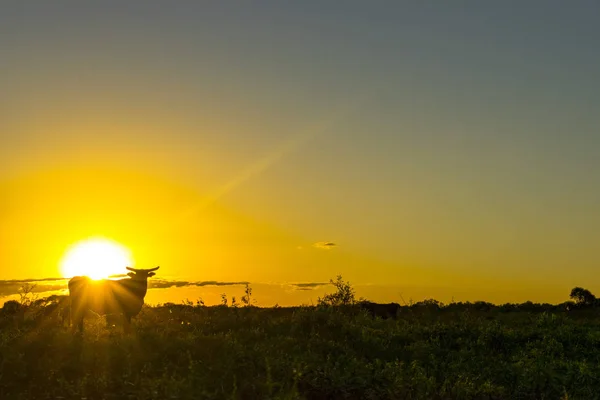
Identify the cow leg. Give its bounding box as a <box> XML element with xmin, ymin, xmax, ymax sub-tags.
<box><xmin>70</xmin><ymin>298</ymin><xmax>88</xmax><ymax>335</ymax></box>
<box><xmin>123</xmin><ymin>314</ymin><xmax>132</xmax><ymax>333</ymax></box>
<box><xmin>75</xmin><ymin>311</ymin><xmax>84</xmax><ymax>334</ymax></box>
<box><xmin>71</xmin><ymin>304</ymin><xmax>84</xmax><ymax>334</ymax></box>
<box><xmin>60</xmin><ymin>306</ymin><xmax>69</xmax><ymax>328</ymax></box>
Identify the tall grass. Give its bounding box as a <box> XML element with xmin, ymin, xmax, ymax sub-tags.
<box><xmin>1</xmin><ymin>285</ymin><xmax>600</xmax><ymax>399</ymax></box>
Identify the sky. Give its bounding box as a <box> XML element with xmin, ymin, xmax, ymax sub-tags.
<box><xmin>2</xmin><ymin>2</ymin><xmax>600</xmax><ymax>304</ymax></box>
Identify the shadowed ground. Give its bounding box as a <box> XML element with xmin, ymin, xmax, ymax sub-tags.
<box><xmin>1</xmin><ymin>300</ymin><xmax>600</xmax><ymax>399</ymax></box>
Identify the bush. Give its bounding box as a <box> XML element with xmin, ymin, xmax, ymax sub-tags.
<box><xmin>570</xmin><ymin>287</ymin><xmax>597</xmax><ymax>307</ymax></box>
<box><xmin>317</xmin><ymin>275</ymin><xmax>357</xmax><ymax>306</ymax></box>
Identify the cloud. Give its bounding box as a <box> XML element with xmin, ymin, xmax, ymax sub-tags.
<box><xmin>149</xmin><ymin>280</ymin><xmax>191</xmax><ymax>289</ymax></box>
<box><xmin>0</xmin><ymin>278</ymin><xmax>250</xmax><ymax>297</ymax></box>
<box><xmin>289</xmin><ymin>282</ymin><xmax>330</xmax><ymax>291</ymax></box>
<box><xmin>0</xmin><ymin>279</ymin><xmax>68</xmax><ymax>297</ymax></box>
<box><xmin>1</xmin><ymin>277</ymin><xmax>66</xmax><ymax>283</ymax></box>
<box><xmin>313</xmin><ymin>242</ymin><xmax>337</xmax><ymax>250</ymax></box>
<box><xmin>194</xmin><ymin>281</ymin><xmax>250</xmax><ymax>287</ymax></box>
<box><xmin>149</xmin><ymin>280</ymin><xmax>250</xmax><ymax>290</ymax></box>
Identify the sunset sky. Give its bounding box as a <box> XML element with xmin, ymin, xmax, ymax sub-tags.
<box><xmin>2</xmin><ymin>2</ymin><xmax>600</xmax><ymax>304</ymax></box>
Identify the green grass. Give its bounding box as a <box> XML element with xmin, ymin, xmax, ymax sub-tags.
<box><xmin>2</xmin><ymin>302</ymin><xmax>600</xmax><ymax>399</ymax></box>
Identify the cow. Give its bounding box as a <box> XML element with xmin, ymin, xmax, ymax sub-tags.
<box><xmin>358</xmin><ymin>301</ymin><xmax>401</xmax><ymax>319</ymax></box>
<box><xmin>68</xmin><ymin>266</ymin><xmax>159</xmax><ymax>333</ymax></box>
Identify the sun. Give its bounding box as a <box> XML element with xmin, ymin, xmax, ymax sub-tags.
<box><xmin>60</xmin><ymin>237</ymin><xmax>133</xmax><ymax>280</ymax></box>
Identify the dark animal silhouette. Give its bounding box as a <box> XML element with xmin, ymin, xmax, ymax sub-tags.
<box><xmin>68</xmin><ymin>266</ymin><xmax>159</xmax><ymax>333</ymax></box>
<box><xmin>359</xmin><ymin>301</ymin><xmax>401</xmax><ymax>319</ymax></box>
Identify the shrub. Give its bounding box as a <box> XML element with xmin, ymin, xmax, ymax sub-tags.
<box><xmin>570</xmin><ymin>287</ymin><xmax>596</xmax><ymax>307</ymax></box>
<box><xmin>317</xmin><ymin>275</ymin><xmax>357</xmax><ymax>306</ymax></box>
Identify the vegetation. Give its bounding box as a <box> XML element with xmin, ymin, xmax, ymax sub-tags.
<box><xmin>317</xmin><ymin>275</ymin><xmax>360</xmax><ymax>307</ymax></box>
<box><xmin>570</xmin><ymin>286</ymin><xmax>597</xmax><ymax>307</ymax></box>
<box><xmin>2</xmin><ymin>279</ymin><xmax>600</xmax><ymax>399</ymax></box>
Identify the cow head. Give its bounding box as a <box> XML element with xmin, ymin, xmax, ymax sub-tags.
<box><xmin>126</xmin><ymin>266</ymin><xmax>160</xmax><ymax>280</ymax></box>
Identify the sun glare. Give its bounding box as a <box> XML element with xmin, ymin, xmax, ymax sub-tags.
<box><xmin>60</xmin><ymin>238</ymin><xmax>133</xmax><ymax>280</ymax></box>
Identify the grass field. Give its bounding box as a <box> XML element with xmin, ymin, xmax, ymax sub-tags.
<box><xmin>2</xmin><ymin>286</ymin><xmax>600</xmax><ymax>399</ymax></box>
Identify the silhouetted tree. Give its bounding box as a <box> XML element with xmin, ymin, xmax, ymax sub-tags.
<box><xmin>220</xmin><ymin>293</ymin><xmax>228</xmax><ymax>307</ymax></box>
<box><xmin>570</xmin><ymin>287</ymin><xmax>596</xmax><ymax>306</ymax></box>
<box><xmin>1</xmin><ymin>300</ymin><xmax>21</xmax><ymax>315</ymax></box>
<box><xmin>318</xmin><ymin>275</ymin><xmax>357</xmax><ymax>306</ymax></box>
<box><xmin>18</xmin><ymin>283</ymin><xmax>38</xmax><ymax>307</ymax></box>
<box><xmin>241</xmin><ymin>284</ymin><xmax>253</xmax><ymax>307</ymax></box>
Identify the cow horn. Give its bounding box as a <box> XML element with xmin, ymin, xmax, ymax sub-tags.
<box><xmin>126</xmin><ymin>266</ymin><xmax>159</xmax><ymax>273</ymax></box>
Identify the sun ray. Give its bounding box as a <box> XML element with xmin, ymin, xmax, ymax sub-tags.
<box><xmin>171</xmin><ymin>98</ymin><xmax>367</xmax><ymax>227</ymax></box>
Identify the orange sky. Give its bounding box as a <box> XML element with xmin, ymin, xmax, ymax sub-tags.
<box><xmin>0</xmin><ymin>166</ymin><xmax>580</xmax><ymax>305</ymax></box>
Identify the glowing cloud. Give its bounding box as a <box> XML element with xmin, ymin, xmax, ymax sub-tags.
<box><xmin>313</xmin><ymin>242</ymin><xmax>337</xmax><ymax>250</ymax></box>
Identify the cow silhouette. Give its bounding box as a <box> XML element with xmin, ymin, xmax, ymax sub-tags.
<box><xmin>68</xmin><ymin>266</ymin><xmax>159</xmax><ymax>333</ymax></box>
<box><xmin>358</xmin><ymin>301</ymin><xmax>401</xmax><ymax>319</ymax></box>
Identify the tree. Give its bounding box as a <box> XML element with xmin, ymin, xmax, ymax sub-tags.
<box><xmin>570</xmin><ymin>287</ymin><xmax>596</xmax><ymax>306</ymax></box>
<box><xmin>18</xmin><ymin>283</ymin><xmax>38</xmax><ymax>307</ymax></box>
<box><xmin>220</xmin><ymin>293</ymin><xmax>228</xmax><ymax>307</ymax></box>
<box><xmin>318</xmin><ymin>275</ymin><xmax>357</xmax><ymax>306</ymax></box>
<box><xmin>1</xmin><ymin>300</ymin><xmax>21</xmax><ymax>315</ymax></box>
<box><xmin>241</xmin><ymin>284</ymin><xmax>253</xmax><ymax>307</ymax></box>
